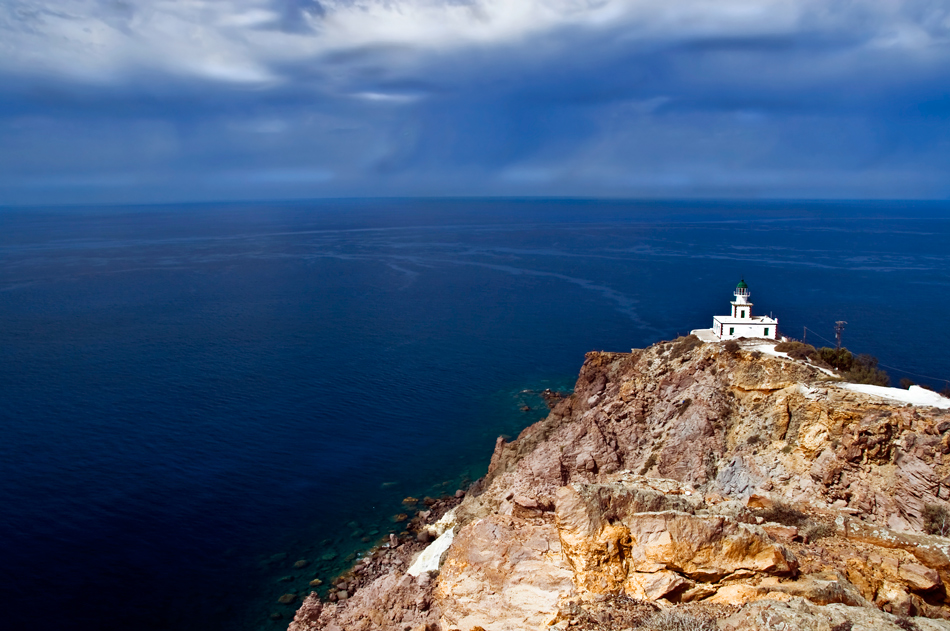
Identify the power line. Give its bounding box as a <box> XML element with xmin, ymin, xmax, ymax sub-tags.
<box><xmin>876</xmin><ymin>363</ymin><xmax>950</xmax><ymax>384</ymax></box>
<box><xmin>802</xmin><ymin>326</ymin><xmax>837</xmax><ymax>347</ymax></box>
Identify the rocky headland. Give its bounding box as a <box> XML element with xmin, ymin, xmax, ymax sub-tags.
<box><xmin>288</xmin><ymin>336</ymin><xmax>950</xmax><ymax>631</ymax></box>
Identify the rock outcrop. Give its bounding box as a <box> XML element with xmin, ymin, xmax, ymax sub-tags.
<box><xmin>289</xmin><ymin>336</ymin><xmax>950</xmax><ymax>630</ymax></box>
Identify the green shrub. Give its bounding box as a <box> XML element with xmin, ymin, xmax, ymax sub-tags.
<box><xmin>775</xmin><ymin>341</ymin><xmax>817</xmax><ymax>361</ymax></box>
<box><xmin>847</xmin><ymin>354</ymin><xmax>890</xmax><ymax>387</ymax></box>
<box><xmin>787</xmin><ymin>348</ymin><xmax>816</xmax><ymax>361</ymax></box>
<box><xmin>817</xmin><ymin>347</ymin><xmax>853</xmax><ymax>371</ymax></box>
<box><xmin>723</xmin><ymin>340</ymin><xmax>740</xmax><ymax>355</ymax></box>
<box><xmin>900</xmin><ymin>378</ymin><xmax>915</xmax><ymax>390</ymax></box>
<box><xmin>813</xmin><ymin>347</ymin><xmax>890</xmax><ymax>386</ymax></box>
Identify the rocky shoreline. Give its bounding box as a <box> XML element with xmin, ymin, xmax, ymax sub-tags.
<box><xmin>286</xmin><ymin>336</ymin><xmax>950</xmax><ymax>631</ymax></box>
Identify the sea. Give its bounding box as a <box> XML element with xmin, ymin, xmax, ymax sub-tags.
<box><xmin>1</xmin><ymin>199</ymin><xmax>948</xmax><ymax>631</ymax></box>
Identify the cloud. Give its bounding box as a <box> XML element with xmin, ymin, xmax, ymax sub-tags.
<box><xmin>1</xmin><ymin>1</ymin><xmax>949</xmax><ymax>203</ymax></box>
<box><xmin>3</xmin><ymin>1</ymin><xmax>947</xmax><ymax>88</ymax></box>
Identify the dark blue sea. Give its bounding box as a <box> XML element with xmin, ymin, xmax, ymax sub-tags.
<box><xmin>1</xmin><ymin>199</ymin><xmax>948</xmax><ymax>631</ymax></box>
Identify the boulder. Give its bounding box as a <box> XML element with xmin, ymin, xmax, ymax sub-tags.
<box><xmin>900</xmin><ymin>563</ymin><xmax>942</xmax><ymax>592</ymax></box>
<box><xmin>623</xmin><ymin>511</ymin><xmax>796</xmax><ymax>582</ymax></box>
<box><xmin>623</xmin><ymin>570</ymin><xmax>691</xmax><ymax>601</ymax></box>
<box><xmin>765</xmin><ymin>571</ymin><xmax>871</xmax><ymax>607</ymax></box>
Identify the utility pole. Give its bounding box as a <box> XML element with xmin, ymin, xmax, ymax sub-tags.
<box><xmin>835</xmin><ymin>321</ymin><xmax>847</xmax><ymax>350</ymax></box>
<box><xmin>803</xmin><ymin>326</ymin><xmax>807</xmax><ymax>344</ymax></box>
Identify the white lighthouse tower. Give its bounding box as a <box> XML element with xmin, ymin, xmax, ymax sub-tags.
<box><xmin>692</xmin><ymin>280</ymin><xmax>778</xmax><ymax>341</ymax></box>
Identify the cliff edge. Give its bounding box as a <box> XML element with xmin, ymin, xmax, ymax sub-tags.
<box><xmin>289</xmin><ymin>337</ymin><xmax>950</xmax><ymax>631</ymax></box>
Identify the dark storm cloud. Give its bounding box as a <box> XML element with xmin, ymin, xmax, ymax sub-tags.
<box><xmin>1</xmin><ymin>1</ymin><xmax>949</xmax><ymax>203</ymax></box>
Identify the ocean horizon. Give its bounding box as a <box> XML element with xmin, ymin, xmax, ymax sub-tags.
<box><xmin>1</xmin><ymin>198</ymin><xmax>948</xmax><ymax>631</ymax></box>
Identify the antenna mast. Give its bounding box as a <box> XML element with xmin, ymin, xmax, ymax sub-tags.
<box><xmin>834</xmin><ymin>321</ymin><xmax>847</xmax><ymax>350</ymax></box>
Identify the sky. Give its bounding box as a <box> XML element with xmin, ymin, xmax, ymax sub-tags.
<box><xmin>1</xmin><ymin>0</ymin><xmax>950</xmax><ymax>204</ymax></box>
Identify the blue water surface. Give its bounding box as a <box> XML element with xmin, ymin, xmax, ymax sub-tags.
<box><xmin>1</xmin><ymin>199</ymin><xmax>948</xmax><ymax>630</ymax></box>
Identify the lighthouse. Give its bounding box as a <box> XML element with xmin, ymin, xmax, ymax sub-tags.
<box><xmin>692</xmin><ymin>280</ymin><xmax>778</xmax><ymax>341</ymax></box>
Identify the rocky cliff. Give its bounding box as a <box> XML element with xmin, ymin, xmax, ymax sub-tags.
<box><xmin>288</xmin><ymin>336</ymin><xmax>950</xmax><ymax>631</ymax></box>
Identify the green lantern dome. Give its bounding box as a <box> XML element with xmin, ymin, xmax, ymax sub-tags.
<box><xmin>736</xmin><ymin>279</ymin><xmax>748</xmax><ymax>290</ymax></box>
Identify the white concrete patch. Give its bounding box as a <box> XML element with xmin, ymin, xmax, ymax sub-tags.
<box><xmin>690</xmin><ymin>328</ymin><xmax>719</xmax><ymax>343</ymax></box>
<box><xmin>838</xmin><ymin>383</ymin><xmax>950</xmax><ymax>410</ymax></box>
<box><xmin>748</xmin><ymin>343</ymin><xmax>789</xmax><ymax>359</ymax></box>
<box><xmin>407</xmin><ymin>527</ymin><xmax>455</xmax><ymax>576</ymax></box>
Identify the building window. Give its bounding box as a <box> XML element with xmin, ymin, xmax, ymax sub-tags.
<box><xmin>729</xmin><ymin>327</ymin><xmax>734</xmax><ymax>336</ymax></box>
<box><xmin>741</xmin><ymin>310</ymin><xmax>746</xmax><ymax>318</ymax></box>
<box><xmin>764</xmin><ymin>328</ymin><xmax>769</xmax><ymax>336</ymax></box>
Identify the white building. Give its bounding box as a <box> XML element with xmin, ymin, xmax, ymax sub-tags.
<box><xmin>692</xmin><ymin>280</ymin><xmax>778</xmax><ymax>341</ymax></box>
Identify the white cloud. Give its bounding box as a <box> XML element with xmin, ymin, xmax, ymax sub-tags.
<box><xmin>1</xmin><ymin>1</ymin><xmax>948</xmax><ymax>86</ymax></box>
<box><xmin>350</xmin><ymin>91</ymin><xmax>423</xmax><ymax>103</ymax></box>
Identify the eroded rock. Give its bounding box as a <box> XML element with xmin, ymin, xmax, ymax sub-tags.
<box><xmin>435</xmin><ymin>515</ymin><xmax>575</xmax><ymax>631</ymax></box>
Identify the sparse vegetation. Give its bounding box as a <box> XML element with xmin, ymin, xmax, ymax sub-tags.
<box><xmin>900</xmin><ymin>378</ymin><xmax>915</xmax><ymax>390</ymax></box>
<box><xmin>831</xmin><ymin>622</ymin><xmax>854</xmax><ymax>631</ymax></box>
<box><xmin>746</xmin><ymin>434</ymin><xmax>761</xmax><ymax>446</ymax></box>
<box><xmin>802</xmin><ymin>521</ymin><xmax>835</xmax><ymax>541</ymax></box>
<box><xmin>923</xmin><ymin>503</ymin><xmax>950</xmax><ymax>537</ymax></box>
<box><xmin>756</xmin><ymin>501</ymin><xmax>809</xmax><ymax>528</ymax></box>
<box><xmin>723</xmin><ymin>340</ymin><xmax>740</xmax><ymax>355</ymax></box>
<box><xmin>670</xmin><ymin>335</ymin><xmax>703</xmax><ymax>360</ymax></box>
<box><xmin>640</xmin><ymin>610</ymin><xmax>717</xmax><ymax>631</ymax></box>
<box><xmin>640</xmin><ymin>453</ymin><xmax>658</xmax><ymax>475</ymax></box>
<box><xmin>675</xmin><ymin>398</ymin><xmax>692</xmax><ymax>416</ymax></box>
<box><xmin>753</xmin><ymin>500</ymin><xmax>834</xmax><ymax>540</ymax></box>
<box><xmin>895</xmin><ymin>616</ymin><xmax>920</xmax><ymax>631</ymax></box>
